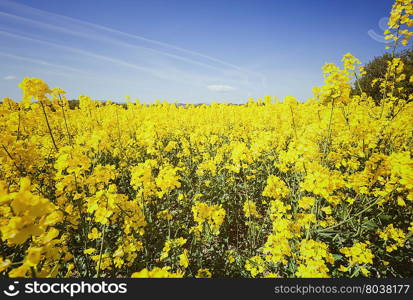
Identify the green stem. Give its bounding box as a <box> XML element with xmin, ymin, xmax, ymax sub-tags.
<box><xmin>96</xmin><ymin>195</ymin><xmax>109</xmax><ymax>278</ymax></box>
<box><xmin>317</xmin><ymin>197</ymin><xmax>380</xmax><ymax>233</ymax></box>
<box><xmin>1</xmin><ymin>144</ymin><xmax>23</xmax><ymax>173</ymax></box>
<box><xmin>40</xmin><ymin>100</ymin><xmax>58</xmax><ymax>151</ymax></box>
<box><xmin>96</xmin><ymin>223</ymin><xmax>107</xmax><ymax>278</ymax></box>
<box><xmin>59</xmin><ymin>95</ymin><xmax>73</xmax><ymax>147</ymax></box>
<box><xmin>354</xmin><ymin>72</ymin><xmax>363</xmax><ymax>95</ymax></box>
<box><xmin>17</xmin><ymin>111</ymin><xmax>21</xmax><ymax>141</ymax></box>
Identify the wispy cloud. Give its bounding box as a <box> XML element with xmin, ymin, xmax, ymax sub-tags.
<box><xmin>0</xmin><ymin>0</ymin><xmax>266</xmax><ymax>89</ymax></box>
<box><xmin>0</xmin><ymin>12</ymin><xmax>199</xmax><ymax>74</ymax></box>
<box><xmin>3</xmin><ymin>75</ymin><xmax>15</xmax><ymax>80</ymax></box>
<box><xmin>207</xmin><ymin>85</ymin><xmax>236</xmax><ymax>92</ymax></box>
<box><xmin>0</xmin><ymin>0</ymin><xmax>272</xmax><ymax>103</ymax></box>
<box><xmin>0</xmin><ymin>31</ymin><xmax>224</xmax><ymax>87</ymax></box>
<box><xmin>0</xmin><ymin>50</ymin><xmax>87</xmax><ymax>74</ymax></box>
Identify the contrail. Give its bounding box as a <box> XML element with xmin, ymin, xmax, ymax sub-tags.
<box><xmin>0</xmin><ymin>11</ymin><xmax>248</xmax><ymax>81</ymax></box>
<box><xmin>0</xmin><ymin>51</ymin><xmax>87</xmax><ymax>74</ymax></box>
<box><xmin>0</xmin><ymin>30</ymin><xmax>174</xmax><ymax>79</ymax></box>
<box><xmin>0</xmin><ymin>0</ymin><xmax>265</xmax><ymax>85</ymax></box>
<box><xmin>0</xmin><ymin>30</ymin><xmax>231</xmax><ymax>86</ymax></box>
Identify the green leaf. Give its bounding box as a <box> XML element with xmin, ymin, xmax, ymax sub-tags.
<box><xmin>333</xmin><ymin>254</ymin><xmax>343</xmax><ymax>261</ymax></box>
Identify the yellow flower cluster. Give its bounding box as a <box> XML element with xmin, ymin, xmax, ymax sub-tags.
<box><xmin>0</xmin><ymin>178</ymin><xmax>61</xmax><ymax>245</ymax></box>
<box><xmin>243</xmin><ymin>200</ymin><xmax>261</xmax><ymax>219</ymax></box>
<box><xmin>295</xmin><ymin>240</ymin><xmax>335</xmax><ymax>278</ymax></box>
<box><xmin>340</xmin><ymin>242</ymin><xmax>374</xmax><ymax>268</ymax></box>
<box><xmin>131</xmin><ymin>266</ymin><xmax>184</xmax><ymax>278</ymax></box>
<box><xmin>385</xmin><ymin>0</ymin><xmax>413</xmax><ymax>46</ymax></box>
<box><xmin>160</xmin><ymin>237</ymin><xmax>187</xmax><ymax>261</ymax></box>
<box><xmin>377</xmin><ymin>224</ymin><xmax>406</xmax><ymax>252</ymax></box>
<box><xmin>190</xmin><ymin>202</ymin><xmax>226</xmax><ymax>237</ymax></box>
<box><xmin>262</xmin><ymin>175</ymin><xmax>289</xmax><ymax>199</ymax></box>
<box><xmin>18</xmin><ymin>77</ymin><xmax>51</xmax><ymax>106</ymax></box>
<box><xmin>195</xmin><ymin>268</ymin><xmax>212</xmax><ymax>278</ymax></box>
<box><xmin>0</xmin><ymin>0</ymin><xmax>412</xmax><ymax>278</ymax></box>
<box><xmin>245</xmin><ymin>256</ymin><xmax>265</xmax><ymax>277</ymax></box>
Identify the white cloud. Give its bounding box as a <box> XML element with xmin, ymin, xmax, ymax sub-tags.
<box><xmin>3</xmin><ymin>75</ymin><xmax>16</xmax><ymax>80</ymax></box>
<box><xmin>207</xmin><ymin>84</ymin><xmax>236</xmax><ymax>92</ymax></box>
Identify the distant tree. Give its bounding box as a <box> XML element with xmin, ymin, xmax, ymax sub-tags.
<box><xmin>68</xmin><ymin>99</ymin><xmax>80</xmax><ymax>109</ymax></box>
<box><xmin>352</xmin><ymin>49</ymin><xmax>413</xmax><ymax>105</ymax></box>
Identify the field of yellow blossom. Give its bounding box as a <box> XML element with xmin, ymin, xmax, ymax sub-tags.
<box><xmin>0</xmin><ymin>0</ymin><xmax>413</xmax><ymax>278</ymax></box>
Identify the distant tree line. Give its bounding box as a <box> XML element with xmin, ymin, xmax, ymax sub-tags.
<box><xmin>352</xmin><ymin>49</ymin><xmax>413</xmax><ymax>105</ymax></box>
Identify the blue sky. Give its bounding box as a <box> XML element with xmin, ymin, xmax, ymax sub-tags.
<box><xmin>0</xmin><ymin>0</ymin><xmax>393</xmax><ymax>103</ymax></box>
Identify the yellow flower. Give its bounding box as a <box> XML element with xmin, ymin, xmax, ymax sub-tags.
<box><xmin>298</xmin><ymin>197</ymin><xmax>315</xmax><ymax>210</ymax></box>
<box><xmin>131</xmin><ymin>267</ymin><xmax>184</xmax><ymax>278</ymax></box>
<box><xmin>18</xmin><ymin>77</ymin><xmax>51</xmax><ymax>106</ymax></box>
<box><xmin>346</xmin><ymin>198</ymin><xmax>356</xmax><ymax>205</ymax></box>
<box><xmin>225</xmin><ymin>250</ymin><xmax>236</xmax><ymax>264</ymax></box>
<box><xmin>157</xmin><ymin>209</ymin><xmax>173</xmax><ymax>221</ymax></box>
<box><xmin>377</xmin><ymin>224</ymin><xmax>406</xmax><ymax>252</ymax></box>
<box><xmin>340</xmin><ymin>242</ymin><xmax>374</xmax><ymax>266</ymax></box>
<box><xmin>179</xmin><ymin>249</ymin><xmax>189</xmax><ymax>268</ymax></box>
<box><xmin>408</xmin><ymin>222</ymin><xmax>413</xmax><ymax>234</ymax></box>
<box><xmin>191</xmin><ymin>202</ymin><xmax>225</xmax><ymax>236</ymax></box>
<box><xmin>84</xmin><ymin>248</ymin><xmax>96</xmax><ymax>255</ymax></box>
<box><xmin>9</xmin><ymin>265</ymin><xmax>29</xmax><ymax>278</ymax></box>
<box><xmin>338</xmin><ymin>265</ymin><xmax>349</xmax><ymax>272</ymax></box>
<box><xmin>360</xmin><ymin>267</ymin><xmax>370</xmax><ymax>276</ymax></box>
<box><xmin>160</xmin><ymin>237</ymin><xmax>187</xmax><ymax>261</ymax></box>
<box><xmin>262</xmin><ymin>272</ymin><xmax>279</xmax><ymax>278</ymax></box>
<box><xmin>88</xmin><ymin>228</ymin><xmax>102</xmax><ymax>240</ymax></box>
<box><xmin>195</xmin><ymin>268</ymin><xmax>212</xmax><ymax>278</ymax></box>
<box><xmin>245</xmin><ymin>256</ymin><xmax>265</xmax><ymax>277</ymax></box>
<box><xmin>25</xmin><ymin>247</ymin><xmax>42</xmax><ymax>267</ymax></box>
<box><xmin>155</xmin><ymin>165</ymin><xmax>182</xmax><ymax>198</ymax></box>
<box><xmin>2</xmin><ymin>26</ymin><xmax>413</xmax><ymax>280</ymax></box>
<box><xmin>262</xmin><ymin>175</ymin><xmax>289</xmax><ymax>199</ymax></box>
<box><xmin>321</xmin><ymin>206</ymin><xmax>332</xmax><ymax>215</ymax></box>
<box><xmin>243</xmin><ymin>200</ymin><xmax>261</xmax><ymax>219</ymax></box>
<box><xmin>0</xmin><ymin>258</ymin><xmax>11</xmax><ymax>272</ymax></box>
